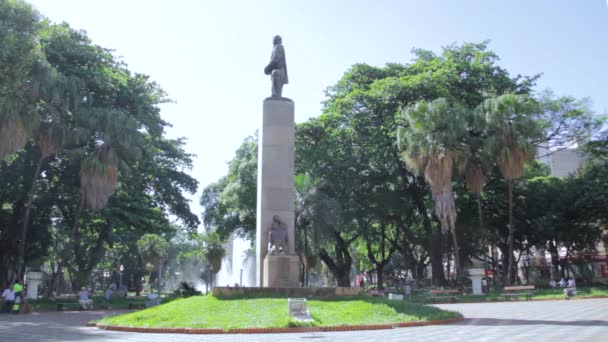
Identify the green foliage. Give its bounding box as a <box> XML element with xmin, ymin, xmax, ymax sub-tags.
<box><xmin>174</xmin><ymin>281</ymin><xmax>201</xmax><ymax>298</ymax></box>
<box><xmin>201</xmin><ymin>231</ymin><xmax>226</xmax><ymax>274</ymax></box>
<box><xmin>0</xmin><ymin>0</ymin><xmax>44</xmax><ymax>159</ymax></box>
<box><xmin>137</xmin><ymin>234</ymin><xmax>169</xmax><ymax>266</ymax></box>
<box><xmin>200</xmin><ymin>135</ymin><xmax>257</xmax><ymax>240</ymax></box>
<box><xmin>479</xmin><ymin>94</ymin><xmax>542</xmax><ymax>180</ymax></box>
<box><xmin>0</xmin><ymin>0</ymin><xmax>199</xmax><ymax>289</ymax></box>
<box><xmin>202</xmin><ymin>40</ymin><xmax>605</xmax><ymax>287</ymax></box>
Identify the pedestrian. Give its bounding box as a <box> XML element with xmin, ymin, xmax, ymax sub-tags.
<box><xmin>12</xmin><ymin>280</ymin><xmax>23</xmax><ymax>301</ymax></box>
<box><xmin>11</xmin><ymin>280</ymin><xmax>23</xmax><ymax>313</ymax></box>
<box><xmin>104</xmin><ymin>287</ymin><xmax>113</xmax><ymax>307</ymax></box>
<box><xmin>1</xmin><ymin>286</ymin><xmax>14</xmax><ymax>313</ymax></box>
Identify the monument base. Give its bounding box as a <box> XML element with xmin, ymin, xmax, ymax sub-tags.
<box><xmin>263</xmin><ymin>253</ymin><xmax>299</xmax><ymax>288</ymax></box>
<box><xmin>212</xmin><ymin>286</ymin><xmax>363</xmax><ymax>298</ymax></box>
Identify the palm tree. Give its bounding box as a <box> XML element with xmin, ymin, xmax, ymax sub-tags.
<box><xmin>201</xmin><ymin>231</ymin><xmax>226</xmax><ymax>289</ymax></box>
<box><xmin>462</xmin><ymin>109</ymin><xmax>491</xmax><ymax>267</ymax></box>
<box><xmin>16</xmin><ymin>69</ymin><xmax>84</xmax><ymax>279</ymax></box>
<box><xmin>397</xmin><ymin>98</ymin><xmax>469</xmax><ymax>280</ymax></box>
<box><xmin>137</xmin><ymin>234</ymin><xmax>169</xmax><ymax>295</ymax></box>
<box><xmin>71</xmin><ymin>108</ymin><xmax>144</xmax><ymax>239</ymax></box>
<box><xmin>478</xmin><ymin>94</ymin><xmax>542</xmax><ymax>284</ymax></box>
<box><xmin>17</xmin><ymin>126</ymin><xmax>69</xmax><ymax>279</ymax></box>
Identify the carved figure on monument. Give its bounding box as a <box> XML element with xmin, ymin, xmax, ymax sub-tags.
<box><xmin>264</xmin><ymin>35</ymin><xmax>289</xmax><ymax>98</ymax></box>
<box><xmin>268</xmin><ymin>215</ymin><xmax>289</xmax><ymax>254</ymax></box>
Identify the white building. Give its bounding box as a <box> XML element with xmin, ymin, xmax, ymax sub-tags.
<box><xmin>537</xmin><ymin>147</ymin><xmax>586</xmax><ymax>177</ymax></box>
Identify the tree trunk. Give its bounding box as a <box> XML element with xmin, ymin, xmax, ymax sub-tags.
<box><xmin>450</xmin><ymin>227</ymin><xmax>462</xmax><ymax>282</ymax></box>
<box><xmin>158</xmin><ymin>260</ymin><xmax>163</xmax><ymax>295</ymax></box>
<box><xmin>318</xmin><ymin>247</ymin><xmax>351</xmax><ymax>287</ymax></box>
<box><xmin>476</xmin><ymin>192</ymin><xmax>488</xmax><ymax>267</ymax></box>
<box><xmin>0</xmin><ymin>200</ymin><xmax>26</xmax><ymax>288</ymax></box>
<box><xmin>376</xmin><ymin>263</ymin><xmax>385</xmax><ymax>289</ymax></box>
<box><xmin>303</xmin><ymin>224</ymin><xmax>309</xmax><ymax>286</ymax></box>
<box><xmin>491</xmin><ymin>243</ymin><xmax>497</xmax><ymax>286</ymax></box>
<box><xmin>318</xmin><ymin>231</ymin><xmax>353</xmax><ymax>287</ymax></box>
<box><xmin>446</xmin><ymin>249</ymin><xmax>451</xmax><ymax>282</ymax></box>
<box><xmin>506</xmin><ymin>179</ymin><xmax>515</xmax><ymax>285</ymax></box>
<box><xmin>71</xmin><ymin>196</ymin><xmax>85</xmax><ymax>241</ymax></box>
<box><xmin>548</xmin><ymin>240</ymin><xmax>560</xmax><ymax>278</ymax></box>
<box><xmin>476</xmin><ymin>193</ymin><xmax>485</xmax><ymax>232</ymax></box>
<box><xmin>410</xmin><ymin>178</ymin><xmax>446</xmax><ymax>286</ymax></box>
<box><xmin>399</xmin><ymin>164</ymin><xmax>446</xmax><ymax>286</ymax></box>
<box><xmin>17</xmin><ymin>157</ymin><xmax>44</xmax><ymax>280</ymax></box>
<box><xmin>71</xmin><ymin>223</ymin><xmax>111</xmax><ymax>291</ymax></box>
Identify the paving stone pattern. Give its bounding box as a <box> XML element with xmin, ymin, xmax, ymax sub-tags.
<box><xmin>1</xmin><ymin>299</ymin><xmax>608</xmax><ymax>341</ymax></box>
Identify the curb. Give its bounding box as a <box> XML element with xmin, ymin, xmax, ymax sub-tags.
<box><xmin>425</xmin><ymin>295</ymin><xmax>608</xmax><ymax>305</ymax></box>
<box><xmin>94</xmin><ymin>316</ymin><xmax>463</xmax><ymax>334</ymax></box>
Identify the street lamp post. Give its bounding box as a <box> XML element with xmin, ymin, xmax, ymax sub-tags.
<box><xmin>119</xmin><ymin>264</ymin><xmax>124</xmax><ymax>290</ymax></box>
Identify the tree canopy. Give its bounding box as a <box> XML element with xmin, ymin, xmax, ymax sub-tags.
<box><xmin>0</xmin><ymin>0</ymin><xmax>199</xmax><ymax>290</ymax></box>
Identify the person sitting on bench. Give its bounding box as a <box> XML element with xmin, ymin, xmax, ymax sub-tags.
<box><xmin>78</xmin><ymin>287</ymin><xmax>93</xmax><ymax>310</ymax></box>
<box><xmin>564</xmin><ymin>277</ymin><xmax>576</xmax><ymax>298</ymax></box>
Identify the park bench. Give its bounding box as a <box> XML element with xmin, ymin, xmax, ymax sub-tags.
<box><xmin>54</xmin><ymin>298</ymin><xmax>83</xmax><ymax>311</ymax></box>
<box><xmin>127</xmin><ymin>301</ymin><xmax>146</xmax><ymax>310</ymax></box>
<box><xmin>502</xmin><ymin>285</ymin><xmax>535</xmax><ymax>300</ymax></box>
<box><xmin>427</xmin><ymin>289</ymin><xmax>460</xmax><ymax>303</ymax></box>
<box><xmin>368</xmin><ymin>288</ymin><xmax>383</xmax><ymax>297</ymax></box>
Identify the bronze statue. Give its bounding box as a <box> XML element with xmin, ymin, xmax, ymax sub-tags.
<box><xmin>268</xmin><ymin>215</ymin><xmax>288</xmax><ymax>254</ymax></box>
<box><xmin>264</xmin><ymin>35</ymin><xmax>289</xmax><ymax>98</ymax></box>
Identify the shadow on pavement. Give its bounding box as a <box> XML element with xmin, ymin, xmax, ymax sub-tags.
<box><xmin>457</xmin><ymin>318</ymin><xmax>608</xmax><ymax>327</ymax></box>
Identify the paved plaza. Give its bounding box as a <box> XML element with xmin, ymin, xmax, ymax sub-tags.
<box><xmin>1</xmin><ymin>299</ymin><xmax>608</xmax><ymax>341</ymax></box>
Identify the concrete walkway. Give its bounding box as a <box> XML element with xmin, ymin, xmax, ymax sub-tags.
<box><xmin>1</xmin><ymin>299</ymin><xmax>608</xmax><ymax>341</ymax></box>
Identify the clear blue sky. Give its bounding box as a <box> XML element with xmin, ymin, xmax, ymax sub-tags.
<box><xmin>28</xmin><ymin>0</ymin><xmax>608</xmax><ymax>223</ymax></box>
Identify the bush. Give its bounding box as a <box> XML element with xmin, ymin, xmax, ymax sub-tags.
<box><xmin>175</xmin><ymin>281</ymin><xmax>201</xmax><ymax>297</ymax></box>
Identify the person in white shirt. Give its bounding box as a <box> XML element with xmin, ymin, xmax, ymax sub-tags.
<box><xmin>564</xmin><ymin>277</ymin><xmax>577</xmax><ymax>298</ymax></box>
<box><xmin>2</xmin><ymin>287</ymin><xmax>15</xmax><ymax>313</ymax></box>
<box><xmin>567</xmin><ymin>278</ymin><xmax>576</xmax><ymax>288</ymax></box>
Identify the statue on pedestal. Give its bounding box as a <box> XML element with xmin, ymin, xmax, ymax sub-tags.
<box><xmin>264</xmin><ymin>35</ymin><xmax>289</xmax><ymax>98</ymax></box>
<box><xmin>268</xmin><ymin>215</ymin><xmax>288</xmax><ymax>254</ymax></box>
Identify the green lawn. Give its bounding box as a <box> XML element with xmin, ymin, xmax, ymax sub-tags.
<box><xmin>409</xmin><ymin>286</ymin><xmax>608</xmax><ymax>303</ymax></box>
<box><xmin>97</xmin><ymin>295</ymin><xmax>460</xmax><ymax>329</ymax></box>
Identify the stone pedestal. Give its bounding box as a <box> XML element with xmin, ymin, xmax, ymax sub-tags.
<box><xmin>263</xmin><ymin>254</ymin><xmax>299</xmax><ymax>288</ymax></box>
<box><xmin>256</xmin><ymin>99</ymin><xmax>296</xmax><ymax>287</ymax></box>
<box><xmin>467</xmin><ymin>268</ymin><xmax>485</xmax><ymax>295</ymax></box>
<box><xmin>25</xmin><ymin>271</ymin><xmax>43</xmax><ymax>299</ymax></box>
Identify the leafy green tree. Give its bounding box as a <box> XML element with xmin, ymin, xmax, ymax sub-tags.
<box><xmin>0</xmin><ymin>0</ymin><xmax>44</xmax><ymax>160</ymax></box>
<box><xmin>535</xmin><ymin>91</ymin><xmax>603</xmax><ymax>150</ymax></box>
<box><xmin>200</xmin><ymin>135</ymin><xmax>257</xmax><ymax>240</ymax></box>
<box><xmin>0</xmin><ymin>5</ymin><xmax>199</xmax><ymax>290</ymax></box>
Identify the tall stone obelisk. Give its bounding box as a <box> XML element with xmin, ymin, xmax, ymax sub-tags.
<box><xmin>256</xmin><ymin>35</ymin><xmax>299</xmax><ymax>288</ymax></box>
